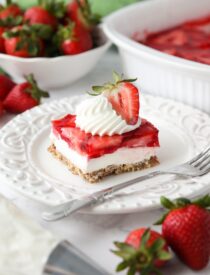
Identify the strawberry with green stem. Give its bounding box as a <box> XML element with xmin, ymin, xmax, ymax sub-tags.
<box><xmin>24</xmin><ymin>0</ymin><xmax>66</xmax><ymax>29</ymax></box>
<box><xmin>3</xmin><ymin>74</ymin><xmax>49</xmax><ymax>113</ymax></box>
<box><xmin>54</xmin><ymin>21</ymin><xmax>93</xmax><ymax>55</ymax></box>
<box><xmin>0</xmin><ymin>0</ymin><xmax>23</xmax><ymax>22</ymax></box>
<box><xmin>3</xmin><ymin>24</ymin><xmax>53</xmax><ymax>57</ymax></box>
<box><xmin>89</xmin><ymin>71</ymin><xmax>140</xmax><ymax>125</ymax></box>
<box><xmin>67</xmin><ymin>0</ymin><xmax>100</xmax><ymax>31</ymax></box>
<box><xmin>112</xmin><ymin>228</ymin><xmax>171</xmax><ymax>275</ymax></box>
<box><xmin>156</xmin><ymin>194</ymin><xmax>210</xmax><ymax>271</ymax></box>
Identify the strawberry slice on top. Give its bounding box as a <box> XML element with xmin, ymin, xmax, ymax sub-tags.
<box><xmin>89</xmin><ymin>71</ymin><xmax>140</xmax><ymax>125</ymax></box>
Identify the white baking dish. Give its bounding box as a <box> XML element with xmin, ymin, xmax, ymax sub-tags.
<box><xmin>103</xmin><ymin>0</ymin><xmax>210</xmax><ymax>114</ymax></box>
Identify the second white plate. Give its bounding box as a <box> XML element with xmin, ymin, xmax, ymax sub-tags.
<box><xmin>0</xmin><ymin>94</ymin><xmax>210</xmax><ymax>214</ymax></box>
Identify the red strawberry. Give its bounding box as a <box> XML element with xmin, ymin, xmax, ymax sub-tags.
<box><xmin>67</xmin><ymin>0</ymin><xmax>100</xmax><ymax>31</ymax></box>
<box><xmin>0</xmin><ymin>100</ymin><xmax>4</xmax><ymax>116</ymax></box>
<box><xmin>0</xmin><ymin>26</ymin><xmax>6</xmax><ymax>52</ymax></box>
<box><xmin>24</xmin><ymin>6</ymin><xmax>57</xmax><ymax>29</ymax></box>
<box><xmin>24</xmin><ymin>0</ymin><xmax>65</xmax><ymax>29</ymax></box>
<box><xmin>0</xmin><ymin>1</ymin><xmax>22</xmax><ymax>21</ymax></box>
<box><xmin>3</xmin><ymin>74</ymin><xmax>49</xmax><ymax>113</ymax></box>
<box><xmin>90</xmin><ymin>72</ymin><xmax>139</xmax><ymax>125</ymax></box>
<box><xmin>54</xmin><ymin>22</ymin><xmax>93</xmax><ymax>55</ymax></box>
<box><xmin>3</xmin><ymin>26</ymin><xmax>44</xmax><ymax>58</ymax></box>
<box><xmin>157</xmin><ymin>195</ymin><xmax>210</xmax><ymax>270</ymax></box>
<box><xmin>0</xmin><ymin>74</ymin><xmax>15</xmax><ymax>100</ymax></box>
<box><xmin>112</xmin><ymin>228</ymin><xmax>171</xmax><ymax>275</ymax></box>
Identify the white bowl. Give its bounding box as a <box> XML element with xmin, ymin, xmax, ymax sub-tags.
<box><xmin>103</xmin><ymin>0</ymin><xmax>210</xmax><ymax>114</ymax></box>
<box><xmin>0</xmin><ymin>27</ymin><xmax>111</xmax><ymax>90</ymax></box>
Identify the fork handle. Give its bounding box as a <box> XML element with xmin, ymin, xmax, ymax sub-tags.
<box><xmin>42</xmin><ymin>171</ymin><xmax>161</xmax><ymax>221</ymax></box>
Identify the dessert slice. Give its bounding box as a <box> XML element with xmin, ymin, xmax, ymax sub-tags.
<box><xmin>48</xmin><ymin>72</ymin><xmax>160</xmax><ymax>183</ymax></box>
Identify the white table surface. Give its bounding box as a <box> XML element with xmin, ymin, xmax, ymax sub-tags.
<box><xmin>0</xmin><ymin>47</ymin><xmax>210</xmax><ymax>275</ymax></box>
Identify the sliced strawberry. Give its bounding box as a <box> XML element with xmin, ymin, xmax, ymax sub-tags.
<box><xmin>87</xmin><ymin>135</ymin><xmax>122</xmax><ymax>157</ymax></box>
<box><xmin>53</xmin><ymin>115</ymin><xmax>159</xmax><ymax>158</ymax></box>
<box><xmin>122</xmin><ymin>119</ymin><xmax>159</xmax><ymax>147</ymax></box>
<box><xmin>107</xmin><ymin>82</ymin><xmax>139</xmax><ymax>125</ymax></box>
<box><xmin>90</xmin><ymin>72</ymin><xmax>140</xmax><ymax>125</ymax></box>
<box><xmin>61</xmin><ymin>126</ymin><xmax>90</xmax><ymax>155</ymax></box>
<box><xmin>52</xmin><ymin>115</ymin><xmax>76</xmax><ymax>137</ymax></box>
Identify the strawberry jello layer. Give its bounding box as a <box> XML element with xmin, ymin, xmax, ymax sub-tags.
<box><xmin>138</xmin><ymin>15</ymin><xmax>210</xmax><ymax>65</ymax></box>
<box><xmin>50</xmin><ymin>114</ymin><xmax>159</xmax><ymax>173</ymax></box>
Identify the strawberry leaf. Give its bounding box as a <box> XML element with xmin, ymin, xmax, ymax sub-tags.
<box><xmin>116</xmin><ymin>261</ymin><xmax>129</xmax><ymax>271</ymax></box>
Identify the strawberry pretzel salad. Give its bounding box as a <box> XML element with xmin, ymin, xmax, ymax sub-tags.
<box><xmin>48</xmin><ymin>72</ymin><xmax>160</xmax><ymax>183</ymax></box>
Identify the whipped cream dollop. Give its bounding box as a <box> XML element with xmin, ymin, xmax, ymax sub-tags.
<box><xmin>75</xmin><ymin>96</ymin><xmax>141</xmax><ymax>136</ymax></box>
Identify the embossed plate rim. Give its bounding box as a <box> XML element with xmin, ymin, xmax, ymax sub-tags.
<box><xmin>0</xmin><ymin>94</ymin><xmax>210</xmax><ymax>214</ymax></box>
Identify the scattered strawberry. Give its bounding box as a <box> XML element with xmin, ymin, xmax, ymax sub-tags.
<box><xmin>156</xmin><ymin>195</ymin><xmax>210</xmax><ymax>271</ymax></box>
<box><xmin>0</xmin><ymin>0</ymin><xmax>22</xmax><ymax>22</ymax></box>
<box><xmin>54</xmin><ymin>22</ymin><xmax>93</xmax><ymax>55</ymax></box>
<box><xmin>89</xmin><ymin>72</ymin><xmax>139</xmax><ymax>125</ymax></box>
<box><xmin>67</xmin><ymin>0</ymin><xmax>100</xmax><ymax>31</ymax></box>
<box><xmin>3</xmin><ymin>25</ymin><xmax>44</xmax><ymax>58</ymax></box>
<box><xmin>0</xmin><ymin>74</ymin><xmax>15</xmax><ymax>100</ymax></box>
<box><xmin>3</xmin><ymin>74</ymin><xmax>49</xmax><ymax>113</ymax></box>
<box><xmin>112</xmin><ymin>228</ymin><xmax>171</xmax><ymax>275</ymax></box>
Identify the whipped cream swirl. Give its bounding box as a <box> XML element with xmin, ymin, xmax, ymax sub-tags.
<box><xmin>75</xmin><ymin>96</ymin><xmax>141</xmax><ymax>136</ymax></box>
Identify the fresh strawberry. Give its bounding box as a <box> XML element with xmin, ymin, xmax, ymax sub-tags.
<box><xmin>89</xmin><ymin>72</ymin><xmax>139</xmax><ymax>125</ymax></box>
<box><xmin>156</xmin><ymin>195</ymin><xmax>210</xmax><ymax>270</ymax></box>
<box><xmin>0</xmin><ymin>26</ymin><xmax>6</xmax><ymax>52</ymax></box>
<box><xmin>112</xmin><ymin>228</ymin><xmax>171</xmax><ymax>275</ymax></box>
<box><xmin>0</xmin><ymin>0</ymin><xmax>22</xmax><ymax>22</ymax></box>
<box><xmin>0</xmin><ymin>74</ymin><xmax>15</xmax><ymax>100</ymax></box>
<box><xmin>3</xmin><ymin>25</ymin><xmax>44</xmax><ymax>57</ymax></box>
<box><xmin>66</xmin><ymin>0</ymin><xmax>100</xmax><ymax>31</ymax></box>
<box><xmin>24</xmin><ymin>6</ymin><xmax>57</xmax><ymax>29</ymax></box>
<box><xmin>54</xmin><ymin>22</ymin><xmax>93</xmax><ymax>55</ymax></box>
<box><xmin>3</xmin><ymin>74</ymin><xmax>49</xmax><ymax>113</ymax></box>
<box><xmin>0</xmin><ymin>100</ymin><xmax>4</xmax><ymax>116</ymax></box>
<box><xmin>24</xmin><ymin>0</ymin><xmax>65</xmax><ymax>29</ymax></box>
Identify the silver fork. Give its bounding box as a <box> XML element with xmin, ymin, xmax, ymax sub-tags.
<box><xmin>42</xmin><ymin>146</ymin><xmax>210</xmax><ymax>222</ymax></box>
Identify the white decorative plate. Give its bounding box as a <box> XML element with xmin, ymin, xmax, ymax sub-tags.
<box><xmin>0</xmin><ymin>94</ymin><xmax>210</xmax><ymax>214</ymax></box>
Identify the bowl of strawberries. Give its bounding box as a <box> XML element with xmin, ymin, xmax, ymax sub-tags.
<box><xmin>0</xmin><ymin>0</ymin><xmax>111</xmax><ymax>89</ymax></box>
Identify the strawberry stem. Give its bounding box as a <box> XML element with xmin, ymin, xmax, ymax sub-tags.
<box><xmin>88</xmin><ymin>71</ymin><xmax>137</xmax><ymax>96</ymax></box>
<box><xmin>156</xmin><ymin>194</ymin><xmax>210</xmax><ymax>225</ymax></box>
<box><xmin>24</xmin><ymin>74</ymin><xmax>49</xmax><ymax>103</ymax></box>
<box><xmin>112</xmin><ymin>228</ymin><xmax>171</xmax><ymax>275</ymax></box>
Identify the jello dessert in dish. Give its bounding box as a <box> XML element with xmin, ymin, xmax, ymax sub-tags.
<box><xmin>136</xmin><ymin>15</ymin><xmax>210</xmax><ymax>65</ymax></box>
<box><xmin>48</xmin><ymin>72</ymin><xmax>160</xmax><ymax>183</ymax></box>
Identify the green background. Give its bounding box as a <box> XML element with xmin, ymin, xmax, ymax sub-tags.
<box><xmin>15</xmin><ymin>0</ymin><xmax>139</xmax><ymax>17</ymax></box>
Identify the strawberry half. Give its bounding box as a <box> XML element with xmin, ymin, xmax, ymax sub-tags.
<box><xmin>89</xmin><ymin>72</ymin><xmax>140</xmax><ymax>125</ymax></box>
<box><xmin>112</xmin><ymin>228</ymin><xmax>171</xmax><ymax>275</ymax></box>
<box><xmin>3</xmin><ymin>74</ymin><xmax>49</xmax><ymax>113</ymax></box>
